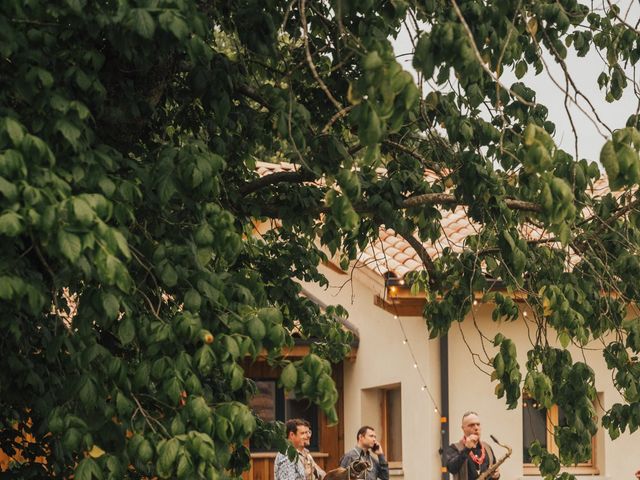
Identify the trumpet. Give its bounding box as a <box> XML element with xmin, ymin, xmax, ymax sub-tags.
<box><xmin>477</xmin><ymin>435</ymin><xmax>512</xmax><ymax>480</ymax></box>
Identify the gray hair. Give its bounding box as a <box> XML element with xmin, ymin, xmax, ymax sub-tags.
<box><xmin>461</xmin><ymin>411</ymin><xmax>479</xmax><ymax>422</ymax></box>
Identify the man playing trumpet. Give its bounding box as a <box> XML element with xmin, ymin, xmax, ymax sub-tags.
<box><xmin>445</xmin><ymin>412</ymin><xmax>500</xmax><ymax>480</ymax></box>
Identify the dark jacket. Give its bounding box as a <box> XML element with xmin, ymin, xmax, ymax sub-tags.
<box><xmin>445</xmin><ymin>440</ymin><xmax>495</xmax><ymax>480</ymax></box>
<box><xmin>339</xmin><ymin>446</ymin><xmax>389</xmax><ymax>480</ymax></box>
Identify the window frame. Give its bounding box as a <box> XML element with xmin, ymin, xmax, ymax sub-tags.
<box><xmin>380</xmin><ymin>384</ymin><xmax>403</xmax><ymax>468</ymax></box>
<box><xmin>249</xmin><ymin>378</ymin><xmax>320</xmax><ymax>452</ymax></box>
<box><xmin>522</xmin><ymin>396</ymin><xmax>598</xmax><ymax>476</ymax></box>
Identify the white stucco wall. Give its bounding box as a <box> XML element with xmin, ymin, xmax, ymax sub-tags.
<box><xmin>448</xmin><ymin>303</ymin><xmax>638</xmax><ymax>480</ymax></box>
<box><xmin>306</xmin><ymin>268</ymin><xmax>639</xmax><ymax>479</ymax></box>
<box><xmin>304</xmin><ymin>266</ymin><xmax>443</xmax><ymax>479</ymax></box>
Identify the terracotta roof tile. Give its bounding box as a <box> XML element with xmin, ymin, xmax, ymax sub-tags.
<box><xmin>256</xmin><ymin>161</ymin><xmax>614</xmax><ymax>278</ymax></box>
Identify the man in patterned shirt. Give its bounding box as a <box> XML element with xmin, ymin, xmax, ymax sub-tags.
<box><xmin>275</xmin><ymin>419</ymin><xmax>325</xmax><ymax>480</ymax></box>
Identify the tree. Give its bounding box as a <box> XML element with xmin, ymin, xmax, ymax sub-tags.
<box><xmin>1</xmin><ymin>0</ymin><xmax>640</xmax><ymax>479</ymax></box>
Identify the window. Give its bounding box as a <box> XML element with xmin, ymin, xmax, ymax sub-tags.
<box><xmin>522</xmin><ymin>396</ymin><xmax>598</xmax><ymax>475</ymax></box>
<box><xmin>362</xmin><ymin>384</ymin><xmax>403</xmax><ymax>467</ymax></box>
<box><xmin>381</xmin><ymin>386</ymin><xmax>403</xmax><ymax>465</ymax></box>
<box><xmin>249</xmin><ymin>380</ymin><xmax>319</xmax><ymax>450</ymax></box>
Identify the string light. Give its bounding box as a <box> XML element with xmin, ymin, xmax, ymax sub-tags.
<box><xmin>391</xmin><ymin>305</ymin><xmax>441</xmax><ymax>416</ymax></box>
<box><xmin>523</xmin><ymin>311</ymin><xmax>528</xmax><ymax>317</ymax></box>
<box><xmin>473</xmin><ymin>299</ymin><xmax>478</xmax><ymax>306</ymax></box>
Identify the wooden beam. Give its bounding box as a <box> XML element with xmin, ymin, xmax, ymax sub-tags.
<box><xmin>374</xmin><ymin>294</ymin><xmax>425</xmax><ymax>317</ymax></box>
<box><xmin>253</xmin><ymin>343</ymin><xmax>358</xmax><ymax>361</ymax></box>
<box><xmin>375</xmin><ymin>287</ymin><xmax>533</xmax><ymax>317</ymax></box>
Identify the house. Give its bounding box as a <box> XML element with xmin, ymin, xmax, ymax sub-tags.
<box><xmin>241</xmin><ymin>304</ymin><xmax>358</xmax><ymax>480</ymax></box>
<box><xmin>250</xmin><ymin>161</ymin><xmax>638</xmax><ymax>480</ymax></box>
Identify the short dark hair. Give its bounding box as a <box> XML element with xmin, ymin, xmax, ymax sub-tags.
<box><xmin>285</xmin><ymin>418</ymin><xmax>307</xmax><ymax>436</ymax></box>
<box><xmin>356</xmin><ymin>425</ymin><xmax>374</xmax><ymax>441</ymax></box>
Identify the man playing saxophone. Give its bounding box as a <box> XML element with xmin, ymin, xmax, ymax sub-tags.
<box><xmin>444</xmin><ymin>412</ymin><xmax>500</xmax><ymax>480</ymax></box>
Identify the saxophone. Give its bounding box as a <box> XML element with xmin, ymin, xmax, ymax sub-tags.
<box><xmin>477</xmin><ymin>435</ymin><xmax>512</xmax><ymax>480</ymax></box>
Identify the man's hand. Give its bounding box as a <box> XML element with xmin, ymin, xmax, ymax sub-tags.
<box><xmin>372</xmin><ymin>442</ymin><xmax>384</xmax><ymax>456</ymax></box>
<box><xmin>464</xmin><ymin>434</ymin><xmax>479</xmax><ymax>449</ymax></box>
<box><xmin>490</xmin><ymin>468</ymin><xmax>500</xmax><ymax>479</ymax></box>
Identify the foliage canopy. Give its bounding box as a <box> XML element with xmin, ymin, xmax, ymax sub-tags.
<box><xmin>2</xmin><ymin>0</ymin><xmax>640</xmax><ymax>479</ymax></box>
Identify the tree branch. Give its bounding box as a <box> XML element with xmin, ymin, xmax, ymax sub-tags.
<box><xmin>257</xmin><ymin>192</ymin><xmax>542</xmax><ymax>217</ymax></box>
<box><xmin>240</xmin><ymin>170</ymin><xmax>317</xmax><ymax>196</ymax></box>
<box><xmin>397</xmin><ymin>231</ymin><xmax>437</xmax><ymax>281</ymax></box>
<box><xmin>382</xmin><ymin>139</ymin><xmax>443</xmax><ymax>175</ymax></box>
<box><xmin>401</xmin><ymin>193</ymin><xmax>542</xmax><ymax>213</ymax></box>
<box><xmin>236</xmin><ymin>84</ymin><xmax>272</xmax><ymax>111</ymax></box>
<box><xmin>300</xmin><ymin>0</ymin><xmax>343</xmax><ymax>111</ymax></box>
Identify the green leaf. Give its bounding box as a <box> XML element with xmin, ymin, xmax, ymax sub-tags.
<box><xmin>161</xmin><ymin>263</ymin><xmax>178</xmax><ymax>287</ymax></box>
<box><xmin>58</xmin><ymin>229</ymin><xmax>83</xmax><ymax>262</ymax></box>
<box><xmin>5</xmin><ymin>118</ymin><xmax>24</xmax><ymax>146</ymax></box>
<box><xmin>130</xmin><ymin>9</ymin><xmax>156</xmax><ymax>39</ymax></box>
<box><xmin>56</xmin><ymin>118</ymin><xmax>82</xmax><ymax>148</ymax></box>
<box><xmin>157</xmin><ymin>176</ymin><xmax>176</xmax><ymax>204</ymax></box>
<box><xmin>176</xmin><ymin>451</ymin><xmax>193</xmax><ymax>479</ymax></box>
<box><xmin>159</xmin><ymin>11</ymin><xmax>189</xmax><ymax>40</ymax></box>
<box><xmin>96</xmin><ymin>252</ymin><xmax>121</xmax><ymax>285</ymax></box>
<box><xmin>184</xmin><ymin>289</ymin><xmax>202</xmax><ymax>312</ymax></box>
<box><xmin>137</xmin><ymin>439</ymin><xmax>154</xmax><ymax>463</ymax></box>
<box><xmin>195</xmin><ymin>247</ymin><xmax>213</xmax><ymax>267</ymax></box>
<box><xmin>0</xmin><ymin>176</ymin><xmax>18</xmax><ymax>202</ymax></box>
<box><xmin>109</xmin><ymin>227</ymin><xmax>131</xmax><ymax>260</ymax></box>
<box><xmin>165</xmin><ymin>377</ymin><xmax>183</xmax><ymax>404</ymax></box>
<box><xmin>33</xmin><ymin>67</ymin><xmax>54</xmax><ymax>88</ymax></box>
<box><xmin>75</xmin><ymin>69</ymin><xmax>92</xmax><ymax>91</ymax></box>
<box><xmin>229</xmin><ymin>363</ymin><xmax>244</xmax><ymax>391</ymax></box>
<box><xmin>157</xmin><ymin>438</ymin><xmax>180</xmax><ymax>478</ymax></box>
<box><xmin>78</xmin><ymin>375</ymin><xmax>97</xmax><ymax>407</ymax></box>
<box><xmin>362</xmin><ymin>51</ymin><xmax>384</xmax><ymax>70</ymax></box>
<box><xmin>0</xmin><ymin>276</ymin><xmax>14</xmax><ymax>300</ymax></box>
<box><xmin>72</xmin><ymin>197</ymin><xmax>95</xmax><ymax>226</ymax></box>
<box><xmin>102</xmin><ymin>292</ymin><xmax>120</xmax><ymax>320</ymax></box>
<box><xmin>114</xmin><ymin>261</ymin><xmax>133</xmax><ymax>293</ymax></box>
<box><xmin>360</xmin><ymin>108</ymin><xmax>382</xmax><ymax>146</ymax></box>
<box><xmin>0</xmin><ymin>212</ymin><xmax>24</xmax><ymax>237</ymax></box>
<box><xmin>190</xmin><ymin>396</ymin><xmax>211</xmax><ymax>425</ymax></box>
<box><xmin>280</xmin><ymin>362</ymin><xmax>297</xmax><ymax>390</ymax></box>
<box><xmin>118</xmin><ymin>316</ymin><xmax>135</xmax><ymax>345</ymax></box>
<box><xmin>65</xmin><ymin>0</ymin><xmax>86</xmax><ymax>14</ymax></box>
<box><xmin>98</xmin><ymin>176</ymin><xmax>116</xmax><ymax>197</ymax></box>
<box><xmin>75</xmin><ymin>457</ymin><xmax>103</xmax><ymax>480</ymax></box>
